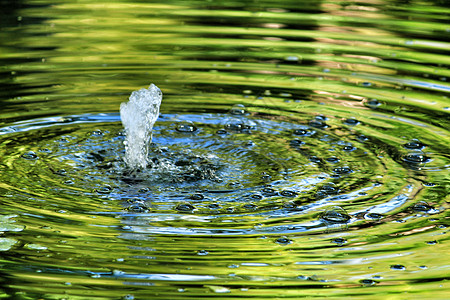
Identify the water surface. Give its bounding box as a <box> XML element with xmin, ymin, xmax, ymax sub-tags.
<box><xmin>0</xmin><ymin>0</ymin><xmax>449</xmax><ymax>299</ymax></box>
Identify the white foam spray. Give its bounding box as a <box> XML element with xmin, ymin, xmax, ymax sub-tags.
<box><xmin>120</xmin><ymin>84</ymin><xmax>162</xmax><ymax>170</ymax></box>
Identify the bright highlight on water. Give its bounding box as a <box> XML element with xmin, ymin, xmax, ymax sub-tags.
<box><xmin>120</xmin><ymin>84</ymin><xmax>162</xmax><ymax>170</ymax></box>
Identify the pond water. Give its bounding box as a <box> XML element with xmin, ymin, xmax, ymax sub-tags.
<box><xmin>0</xmin><ymin>0</ymin><xmax>449</xmax><ymax>299</ymax></box>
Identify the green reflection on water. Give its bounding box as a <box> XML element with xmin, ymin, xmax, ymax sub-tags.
<box><xmin>0</xmin><ymin>0</ymin><xmax>449</xmax><ymax>299</ymax></box>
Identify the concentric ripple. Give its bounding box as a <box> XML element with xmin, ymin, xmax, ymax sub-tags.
<box><xmin>0</xmin><ymin>0</ymin><xmax>449</xmax><ymax>298</ymax></box>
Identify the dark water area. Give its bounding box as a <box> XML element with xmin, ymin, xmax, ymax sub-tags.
<box><xmin>0</xmin><ymin>0</ymin><xmax>449</xmax><ymax>299</ymax></box>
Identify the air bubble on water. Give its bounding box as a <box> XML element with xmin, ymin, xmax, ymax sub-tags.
<box><xmin>197</xmin><ymin>250</ymin><xmax>209</xmax><ymax>255</ymax></box>
<box><xmin>216</xmin><ymin>129</ymin><xmax>228</xmax><ymax>135</ymax></box>
<box><xmin>275</xmin><ymin>237</ymin><xmax>292</xmax><ymax>245</ymax></box>
<box><xmin>403</xmin><ymin>152</ymin><xmax>429</xmax><ymax>165</ymax></box>
<box><xmin>342</xmin><ymin>145</ymin><xmax>355</xmax><ymax>151</ymax></box>
<box><xmin>250</xmin><ymin>194</ymin><xmax>263</xmax><ymax>200</ymax></box>
<box><xmin>426</xmin><ymin>240</ymin><xmax>437</xmax><ymax>245</ymax></box>
<box><xmin>309</xmin><ymin>119</ymin><xmax>327</xmax><ymax>129</ymax></box>
<box><xmin>343</xmin><ymin>118</ymin><xmax>359</xmax><ymax>126</ymax></box>
<box><xmin>364</xmin><ymin>213</ymin><xmax>383</xmax><ymax>221</ymax></box>
<box><xmin>281</xmin><ymin>190</ymin><xmax>297</xmax><ymax>197</ymax></box>
<box><xmin>321</xmin><ymin>183</ymin><xmax>339</xmax><ymax>195</ymax></box>
<box><xmin>360</xmin><ymin>279</ymin><xmax>377</xmax><ymax>286</ymax></box>
<box><xmin>333</xmin><ymin>166</ymin><xmax>352</xmax><ymax>174</ymax></box>
<box><xmin>390</xmin><ymin>264</ymin><xmax>405</xmax><ymax>270</ymax></box>
<box><xmin>120</xmin><ymin>84</ymin><xmax>162</xmax><ymax>170</ymax></box>
<box><xmin>176</xmin><ymin>203</ymin><xmax>195</xmax><ymax>212</ymax></box>
<box><xmin>176</xmin><ymin>121</ymin><xmax>197</xmax><ymax>133</ymax></box>
<box><xmin>21</xmin><ymin>151</ymin><xmax>38</xmax><ymax>160</ymax></box>
<box><xmin>189</xmin><ymin>194</ymin><xmax>204</xmax><ymax>200</ymax></box>
<box><xmin>357</xmin><ymin>135</ymin><xmax>369</xmax><ymax>142</ymax></box>
<box><xmin>365</xmin><ymin>99</ymin><xmax>382</xmax><ymax>108</ymax></box>
<box><xmin>262</xmin><ymin>187</ymin><xmax>277</xmax><ymax>196</ymax></box>
<box><xmin>332</xmin><ymin>237</ymin><xmax>347</xmax><ymax>246</ymax></box>
<box><xmin>403</xmin><ymin>139</ymin><xmax>425</xmax><ymax>150</ymax></box>
<box><xmin>261</xmin><ymin>172</ymin><xmax>271</xmax><ymax>181</ymax></box>
<box><xmin>290</xmin><ymin>139</ymin><xmax>304</xmax><ymax>147</ymax></box>
<box><xmin>230</xmin><ymin>104</ymin><xmax>246</xmax><ymax>115</ymax></box>
<box><xmin>316</xmin><ymin>190</ymin><xmax>329</xmax><ymax>199</ymax></box>
<box><xmin>320</xmin><ymin>206</ymin><xmax>351</xmax><ymax>224</ymax></box>
<box><xmin>242</xmin><ymin>203</ymin><xmax>257</xmax><ymax>210</ymax></box>
<box><xmin>54</xmin><ymin>169</ymin><xmax>67</xmax><ymax>176</ymax></box>
<box><xmin>95</xmin><ymin>185</ymin><xmax>112</xmax><ymax>194</ymax></box>
<box><xmin>309</xmin><ymin>156</ymin><xmax>322</xmax><ymax>163</ymax></box>
<box><xmin>326</xmin><ymin>156</ymin><xmax>340</xmax><ymax>163</ymax></box>
<box><xmin>293</xmin><ymin>128</ymin><xmax>315</xmax><ymax>136</ymax></box>
<box><xmin>224</xmin><ymin>118</ymin><xmax>255</xmax><ymax>132</ymax></box>
<box><xmin>208</xmin><ymin>203</ymin><xmax>221</xmax><ymax>209</ymax></box>
<box><xmin>127</xmin><ymin>201</ymin><xmax>149</xmax><ymax>213</ymax></box>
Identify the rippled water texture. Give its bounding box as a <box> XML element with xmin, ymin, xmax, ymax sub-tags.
<box><xmin>1</xmin><ymin>0</ymin><xmax>449</xmax><ymax>299</ymax></box>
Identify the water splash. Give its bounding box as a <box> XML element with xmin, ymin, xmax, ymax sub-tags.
<box><xmin>120</xmin><ymin>84</ymin><xmax>162</xmax><ymax>170</ymax></box>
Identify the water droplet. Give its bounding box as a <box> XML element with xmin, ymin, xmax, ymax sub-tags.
<box><xmin>364</xmin><ymin>213</ymin><xmax>383</xmax><ymax>220</ymax></box>
<box><xmin>122</xmin><ymin>295</ymin><xmax>134</xmax><ymax>300</ymax></box>
<box><xmin>21</xmin><ymin>151</ymin><xmax>38</xmax><ymax>160</ymax></box>
<box><xmin>342</xmin><ymin>145</ymin><xmax>355</xmax><ymax>151</ymax></box>
<box><xmin>229</xmin><ymin>104</ymin><xmax>246</xmax><ymax>115</ymax></box>
<box><xmin>331</xmin><ymin>237</ymin><xmax>347</xmax><ymax>246</ymax></box>
<box><xmin>290</xmin><ymin>139</ymin><xmax>304</xmax><ymax>147</ymax></box>
<box><xmin>242</xmin><ymin>203</ymin><xmax>257</xmax><ymax>210</ymax></box>
<box><xmin>225</xmin><ymin>121</ymin><xmax>251</xmax><ymax>132</ymax></box>
<box><xmin>176</xmin><ymin>121</ymin><xmax>197</xmax><ymax>133</ymax></box>
<box><xmin>357</xmin><ymin>135</ymin><xmax>369</xmax><ymax>142</ymax></box>
<box><xmin>390</xmin><ymin>264</ymin><xmax>406</xmax><ymax>270</ymax></box>
<box><xmin>189</xmin><ymin>194</ymin><xmax>204</xmax><ymax>200</ymax></box>
<box><xmin>426</xmin><ymin>240</ymin><xmax>437</xmax><ymax>245</ymax></box>
<box><xmin>275</xmin><ymin>237</ymin><xmax>292</xmax><ymax>245</ymax></box>
<box><xmin>176</xmin><ymin>203</ymin><xmax>195</xmax><ymax>212</ymax></box>
<box><xmin>293</xmin><ymin>128</ymin><xmax>314</xmax><ymax>136</ymax></box>
<box><xmin>309</xmin><ymin>156</ymin><xmax>322</xmax><ymax>163</ymax></box>
<box><xmin>412</xmin><ymin>201</ymin><xmax>434</xmax><ymax>212</ymax></box>
<box><xmin>320</xmin><ymin>206</ymin><xmax>351</xmax><ymax>224</ymax></box>
<box><xmin>281</xmin><ymin>190</ymin><xmax>297</xmax><ymax>197</ymax></box>
<box><xmin>362</xmin><ymin>82</ymin><xmax>372</xmax><ymax>87</ymax></box>
<box><xmin>127</xmin><ymin>201</ymin><xmax>149</xmax><ymax>213</ymax></box>
<box><xmin>321</xmin><ymin>183</ymin><xmax>338</xmax><ymax>195</ymax></box>
<box><xmin>316</xmin><ymin>190</ymin><xmax>329</xmax><ymax>199</ymax></box>
<box><xmin>309</xmin><ymin>119</ymin><xmax>327</xmax><ymax>129</ymax></box>
<box><xmin>197</xmin><ymin>250</ymin><xmax>209</xmax><ymax>255</ymax></box>
<box><xmin>326</xmin><ymin>156</ymin><xmax>340</xmax><ymax>163</ymax></box>
<box><xmin>365</xmin><ymin>99</ymin><xmax>382</xmax><ymax>108</ymax></box>
<box><xmin>404</xmin><ymin>139</ymin><xmax>425</xmax><ymax>150</ymax></box>
<box><xmin>95</xmin><ymin>185</ymin><xmax>112</xmax><ymax>194</ymax></box>
<box><xmin>208</xmin><ymin>203</ymin><xmax>221</xmax><ymax>209</ymax></box>
<box><xmin>262</xmin><ymin>187</ymin><xmax>277</xmax><ymax>196</ymax></box>
<box><xmin>403</xmin><ymin>152</ymin><xmax>429</xmax><ymax>164</ymax></box>
<box><xmin>250</xmin><ymin>194</ymin><xmax>263</xmax><ymax>200</ymax></box>
<box><xmin>333</xmin><ymin>166</ymin><xmax>352</xmax><ymax>174</ymax></box>
<box><xmin>360</xmin><ymin>279</ymin><xmax>377</xmax><ymax>286</ymax></box>
<box><xmin>343</xmin><ymin>118</ymin><xmax>359</xmax><ymax>126</ymax></box>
